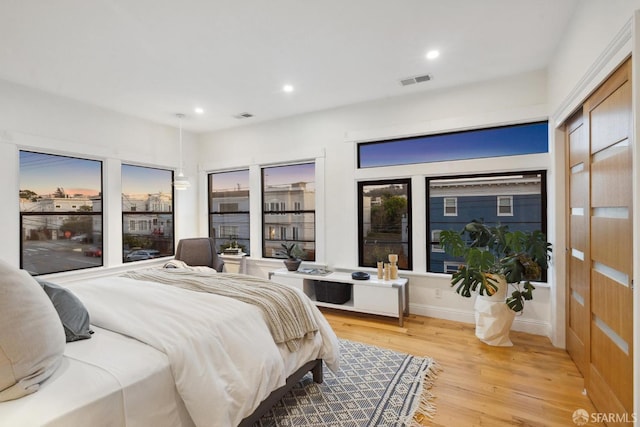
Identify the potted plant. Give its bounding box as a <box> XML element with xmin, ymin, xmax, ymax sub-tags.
<box><xmin>439</xmin><ymin>220</ymin><xmax>552</xmax><ymax>346</ymax></box>
<box><xmin>279</xmin><ymin>242</ymin><xmax>305</xmax><ymax>271</ymax></box>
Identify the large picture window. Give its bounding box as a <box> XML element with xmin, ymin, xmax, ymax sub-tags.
<box><xmin>358</xmin><ymin>179</ymin><xmax>412</xmax><ymax>270</ymax></box>
<box><xmin>19</xmin><ymin>151</ymin><xmax>103</xmax><ymax>275</ymax></box>
<box><xmin>262</xmin><ymin>163</ymin><xmax>315</xmax><ymax>260</ymax></box>
<box><xmin>427</xmin><ymin>171</ymin><xmax>546</xmax><ymax>274</ymax></box>
<box><xmin>209</xmin><ymin>170</ymin><xmax>250</xmax><ymax>255</ymax></box>
<box><xmin>122</xmin><ymin>165</ymin><xmax>174</xmax><ymax>262</ymax></box>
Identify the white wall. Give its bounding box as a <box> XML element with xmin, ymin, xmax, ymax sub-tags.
<box><xmin>0</xmin><ymin>79</ymin><xmax>199</xmax><ymax>270</ymax></box>
<box><xmin>198</xmin><ymin>69</ymin><xmax>554</xmax><ymax>336</ymax></box>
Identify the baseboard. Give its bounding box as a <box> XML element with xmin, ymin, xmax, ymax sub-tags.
<box><xmin>409</xmin><ymin>302</ymin><xmax>551</xmax><ymax>337</ymax></box>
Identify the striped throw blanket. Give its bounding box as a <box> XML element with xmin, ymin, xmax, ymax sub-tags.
<box><xmin>122</xmin><ymin>269</ymin><xmax>318</xmax><ymax>352</ymax></box>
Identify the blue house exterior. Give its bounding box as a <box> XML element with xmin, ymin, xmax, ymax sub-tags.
<box><xmin>428</xmin><ymin>174</ymin><xmax>544</xmax><ymax>273</ymax></box>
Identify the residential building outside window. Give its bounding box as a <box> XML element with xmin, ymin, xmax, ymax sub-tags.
<box><xmin>427</xmin><ymin>171</ymin><xmax>546</xmax><ymax>274</ymax></box>
<box><xmin>262</xmin><ymin>163</ymin><xmax>315</xmax><ymax>260</ymax></box>
<box><xmin>209</xmin><ymin>170</ymin><xmax>250</xmax><ymax>255</ymax></box>
<box><xmin>358</xmin><ymin>179</ymin><xmax>412</xmax><ymax>269</ymax></box>
<box><xmin>122</xmin><ymin>164</ymin><xmax>174</xmax><ymax>262</ymax></box>
<box><xmin>19</xmin><ymin>151</ymin><xmax>103</xmax><ymax>275</ymax></box>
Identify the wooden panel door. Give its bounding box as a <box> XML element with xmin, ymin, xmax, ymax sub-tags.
<box><xmin>585</xmin><ymin>58</ymin><xmax>633</xmax><ymax>421</ymax></box>
<box><xmin>565</xmin><ymin>109</ymin><xmax>590</xmax><ymax>379</ymax></box>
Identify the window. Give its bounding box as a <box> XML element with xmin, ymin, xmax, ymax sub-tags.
<box><xmin>358</xmin><ymin>121</ymin><xmax>548</xmax><ymax>168</ymax></box>
<box><xmin>358</xmin><ymin>179</ymin><xmax>412</xmax><ymax>269</ymax></box>
<box><xmin>220</xmin><ymin>203</ymin><xmax>239</xmax><ymax>213</ymax></box>
<box><xmin>444</xmin><ymin>197</ymin><xmax>458</xmax><ymax>216</ymax></box>
<box><xmin>262</xmin><ymin>163</ymin><xmax>315</xmax><ymax>260</ymax></box>
<box><xmin>122</xmin><ymin>165</ymin><xmax>174</xmax><ymax>262</ymax></box>
<box><xmin>444</xmin><ymin>261</ymin><xmax>465</xmax><ymax>274</ymax></box>
<box><xmin>497</xmin><ymin>196</ymin><xmax>514</xmax><ymax>216</ymax></box>
<box><xmin>431</xmin><ymin>230</ymin><xmax>444</xmax><ymax>253</ymax></box>
<box><xmin>209</xmin><ymin>170</ymin><xmax>250</xmax><ymax>255</ymax></box>
<box><xmin>19</xmin><ymin>151</ymin><xmax>103</xmax><ymax>275</ymax></box>
<box><xmin>427</xmin><ymin>171</ymin><xmax>546</xmax><ymax>274</ymax></box>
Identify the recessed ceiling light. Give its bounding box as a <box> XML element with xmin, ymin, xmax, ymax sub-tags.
<box><xmin>426</xmin><ymin>50</ymin><xmax>440</xmax><ymax>60</ymax></box>
<box><xmin>283</xmin><ymin>84</ymin><xmax>294</xmax><ymax>93</ymax></box>
<box><xmin>194</xmin><ymin>107</ymin><xmax>204</xmax><ymax>114</ymax></box>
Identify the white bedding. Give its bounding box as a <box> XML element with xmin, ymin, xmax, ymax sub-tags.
<box><xmin>65</xmin><ymin>275</ymin><xmax>340</xmax><ymax>427</ymax></box>
<box><xmin>0</xmin><ymin>326</ymin><xmax>194</xmax><ymax>427</ymax></box>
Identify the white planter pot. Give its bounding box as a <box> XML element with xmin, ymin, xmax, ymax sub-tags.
<box><xmin>474</xmin><ymin>274</ymin><xmax>516</xmax><ymax>346</ymax></box>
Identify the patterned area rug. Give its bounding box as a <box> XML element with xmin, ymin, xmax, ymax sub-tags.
<box><xmin>255</xmin><ymin>339</ymin><xmax>438</xmax><ymax>426</ymax></box>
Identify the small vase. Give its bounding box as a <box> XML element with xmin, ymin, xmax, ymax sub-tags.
<box><xmin>377</xmin><ymin>261</ymin><xmax>384</xmax><ymax>279</ymax></box>
<box><xmin>284</xmin><ymin>259</ymin><xmax>301</xmax><ymax>271</ymax></box>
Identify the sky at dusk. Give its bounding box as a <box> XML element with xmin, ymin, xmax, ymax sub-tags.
<box><xmin>263</xmin><ymin>163</ymin><xmax>315</xmax><ymax>187</ymax></box>
<box><xmin>122</xmin><ymin>164</ymin><xmax>172</xmax><ymax>196</ymax></box>
<box><xmin>359</xmin><ymin>122</ymin><xmax>548</xmax><ymax>168</ymax></box>
<box><xmin>210</xmin><ymin>169</ymin><xmax>250</xmax><ymax>191</ymax></box>
<box><xmin>20</xmin><ymin>151</ymin><xmax>101</xmax><ymax>196</ymax></box>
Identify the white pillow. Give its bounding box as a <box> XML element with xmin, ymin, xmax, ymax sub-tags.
<box><xmin>0</xmin><ymin>259</ymin><xmax>65</xmax><ymax>401</ymax></box>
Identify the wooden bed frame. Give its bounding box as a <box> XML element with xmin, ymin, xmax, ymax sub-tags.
<box><xmin>238</xmin><ymin>359</ymin><xmax>323</xmax><ymax>426</ymax></box>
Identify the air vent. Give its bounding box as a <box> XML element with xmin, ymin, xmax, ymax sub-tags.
<box><xmin>399</xmin><ymin>74</ymin><xmax>433</xmax><ymax>86</ymax></box>
<box><xmin>234</xmin><ymin>112</ymin><xmax>254</xmax><ymax>119</ymax></box>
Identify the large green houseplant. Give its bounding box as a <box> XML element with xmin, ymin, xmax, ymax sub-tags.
<box><xmin>439</xmin><ymin>220</ymin><xmax>552</xmax><ymax>312</ymax></box>
<box><xmin>439</xmin><ymin>220</ymin><xmax>551</xmax><ymax>346</ymax></box>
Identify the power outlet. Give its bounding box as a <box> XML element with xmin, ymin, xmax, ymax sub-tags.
<box><xmin>434</xmin><ymin>288</ymin><xmax>442</xmax><ymax>298</ymax></box>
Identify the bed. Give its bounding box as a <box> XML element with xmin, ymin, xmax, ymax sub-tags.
<box><xmin>0</xmin><ymin>264</ymin><xmax>340</xmax><ymax>427</ymax></box>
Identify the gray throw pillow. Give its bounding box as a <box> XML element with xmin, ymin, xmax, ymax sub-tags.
<box><xmin>0</xmin><ymin>259</ymin><xmax>65</xmax><ymax>402</ymax></box>
<box><xmin>37</xmin><ymin>280</ymin><xmax>93</xmax><ymax>342</ymax></box>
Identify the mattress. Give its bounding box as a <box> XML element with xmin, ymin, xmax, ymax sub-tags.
<box><xmin>0</xmin><ymin>326</ymin><xmax>194</xmax><ymax>427</ymax></box>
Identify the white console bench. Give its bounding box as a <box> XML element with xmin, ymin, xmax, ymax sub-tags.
<box><xmin>269</xmin><ymin>269</ymin><xmax>409</xmax><ymax>326</ymax></box>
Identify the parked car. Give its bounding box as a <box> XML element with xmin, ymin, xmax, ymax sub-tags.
<box><xmin>84</xmin><ymin>246</ymin><xmax>102</xmax><ymax>257</ymax></box>
<box><xmin>125</xmin><ymin>249</ymin><xmax>159</xmax><ymax>261</ymax></box>
<box><xmin>71</xmin><ymin>234</ymin><xmax>88</xmax><ymax>242</ymax></box>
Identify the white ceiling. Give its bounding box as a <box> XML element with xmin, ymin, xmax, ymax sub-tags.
<box><xmin>0</xmin><ymin>0</ymin><xmax>578</xmax><ymax>133</ymax></box>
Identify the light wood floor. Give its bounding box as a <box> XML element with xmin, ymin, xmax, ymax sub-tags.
<box><xmin>321</xmin><ymin>309</ymin><xmax>604</xmax><ymax>427</ymax></box>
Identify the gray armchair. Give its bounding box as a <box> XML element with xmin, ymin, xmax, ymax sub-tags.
<box><xmin>174</xmin><ymin>237</ymin><xmax>225</xmax><ymax>272</ymax></box>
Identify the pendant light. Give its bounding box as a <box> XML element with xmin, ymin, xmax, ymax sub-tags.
<box><xmin>173</xmin><ymin>113</ymin><xmax>191</xmax><ymax>190</ymax></box>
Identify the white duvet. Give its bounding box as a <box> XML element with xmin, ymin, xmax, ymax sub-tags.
<box><xmin>66</xmin><ymin>275</ymin><xmax>340</xmax><ymax>427</ymax></box>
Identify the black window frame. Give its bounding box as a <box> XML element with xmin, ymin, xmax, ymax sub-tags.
<box><xmin>208</xmin><ymin>169</ymin><xmax>251</xmax><ymax>255</ymax></box>
<box><xmin>357</xmin><ymin>178</ymin><xmax>412</xmax><ymax>270</ymax></box>
<box><xmin>261</xmin><ymin>163</ymin><xmax>316</xmax><ymax>261</ymax></box>
<box><xmin>426</xmin><ymin>170</ymin><xmax>548</xmax><ymax>277</ymax></box>
<box><xmin>19</xmin><ymin>150</ymin><xmax>104</xmax><ymax>275</ymax></box>
<box><xmin>121</xmin><ymin>164</ymin><xmax>175</xmax><ymax>263</ymax></box>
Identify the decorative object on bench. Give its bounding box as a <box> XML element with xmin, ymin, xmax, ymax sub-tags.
<box><xmin>174</xmin><ymin>237</ymin><xmax>224</xmax><ymax>272</ymax></box>
<box><xmin>439</xmin><ymin>220</ymin><xmax>552</xmax><ymax>346</ymax></box>
<box><xmin>388</xmin><ymin>253</ymin><xmax>399</xmax><ymax>279</ymax></box>
<box><xmin>279</xmin><ymin>242</ymin><xmax>304</xmax><ymax>271</ymax></box>
<box><xmin>351</xmin><ymin>271</ymin><xmax>370</xmax><ymax>281</ymax></box>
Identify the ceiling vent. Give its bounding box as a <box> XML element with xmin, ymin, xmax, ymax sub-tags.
<box><xmin>400</xmin><ymin>74</ymin><xmax>433</xmax><ymax>86</ymax></box>
<box><xmin>234</xmin><ymin>112</ymin><xmax>254</xmax><ymax>119</ymax></box>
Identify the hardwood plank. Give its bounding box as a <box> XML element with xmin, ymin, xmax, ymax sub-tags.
<box><xmin>321</xmin><ymin>309</ymin><xmax>603</xmax><ymax>426</ymax></box>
